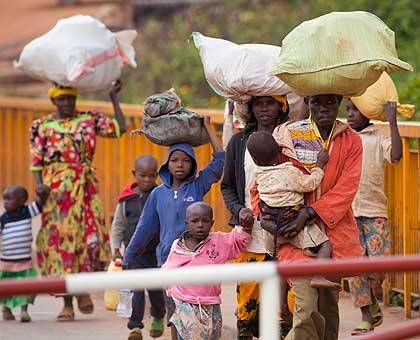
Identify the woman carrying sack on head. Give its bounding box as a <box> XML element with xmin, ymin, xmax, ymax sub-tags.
<box><xmin>30</xmin><ymin>81</ymin><xmax>126</xmax><ymax>322</ymax></box>
<box><xmin>221</xmin><ymin>95</ymin><xmax>289</xmax><ymax>340</ymax></box>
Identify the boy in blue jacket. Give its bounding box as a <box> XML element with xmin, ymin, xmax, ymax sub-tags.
<box><xmin>123</xmin><ymin>115</ymin><xmax>224</xmax><ymax>340</ymax></box>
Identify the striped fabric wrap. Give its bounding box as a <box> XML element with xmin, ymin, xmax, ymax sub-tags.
<box><xmin>287</xmin><ymin>119</ymin><xmax>324</xmax><ymax>170</ymax></box>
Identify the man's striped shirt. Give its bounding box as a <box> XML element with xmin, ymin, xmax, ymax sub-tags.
<box><xmin>0</xmin><ymin>202</ymin><xmax>40</xmax><ymax>261</ymax></box>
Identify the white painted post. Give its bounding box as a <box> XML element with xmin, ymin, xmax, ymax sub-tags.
<box><xmin>260</xmin><ymin>274</ymin><xmax>280</xmax><ymax>340</ymax></box>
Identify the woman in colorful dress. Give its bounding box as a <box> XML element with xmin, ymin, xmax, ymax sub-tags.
<box><xmin>30</xmin><ymin>81</ymin><xmax>126</xmax><ymax>321</ymax></box>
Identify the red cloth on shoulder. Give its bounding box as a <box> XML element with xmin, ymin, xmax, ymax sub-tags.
<box><xmin>117</xmin><ymin>181</ymin><xmax>138</xmax><ymax>200</ymax></box>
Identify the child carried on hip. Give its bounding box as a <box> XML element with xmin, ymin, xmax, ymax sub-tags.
<box><xmin>247</xmin><ymin>131</ymin><xmax>339</xmax><ymax>289</ymax></box>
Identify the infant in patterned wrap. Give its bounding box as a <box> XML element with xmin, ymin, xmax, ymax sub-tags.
<box><xmin>247</xmin><ymin>131</ymin><xmax>340</xmax><ymax>289</ymax></box>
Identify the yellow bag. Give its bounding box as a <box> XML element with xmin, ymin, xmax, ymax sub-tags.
<box><xmin>351</xmin><ymin>72</ymin><xmax>415</xmax><ymax>121</ymax></box>
<box><xmin>104</xmin><ymin>259</ymin><xmax>122</xmax><ymax>311</ymax></box>
<box><xmin>271</xmin><ymin>11</ymin><xmax>413</xmax><ymax>97</ymax></box>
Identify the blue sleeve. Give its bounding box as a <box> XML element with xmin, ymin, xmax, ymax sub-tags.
<box><xmin>122</xmin><ymin>190</ymin><xmax>160</xmax><ymax>267</ymax></box>
<box><xmin>195</xmin><ymin>151</ymin><xmax>225</xmax><ymax>195</ymax></box>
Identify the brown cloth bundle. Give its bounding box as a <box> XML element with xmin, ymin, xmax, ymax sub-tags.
<box><xmin>132</xmin><ymin>88</ymin><xmax>209</xmax><ymax>146</ymax></box>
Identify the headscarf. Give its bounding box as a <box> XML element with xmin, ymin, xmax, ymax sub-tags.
<box><xmin>48</xmin><ymin>86</ymin><xmax>78</xmax><ymax>99</ymax></box>
<box><xmin>271</xmin><ymin>95</ymin><xmax>289</xmax><ymax>114</ymax></box>
<box><xmin>244</xmin><ymin>95</ymin><xmax>289</xmax><ymax>137</ymax></box>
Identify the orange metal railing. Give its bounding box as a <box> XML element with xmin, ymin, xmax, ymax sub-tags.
<box><xmin>376</xmin><ymin>122</ymin><xmax>420</xmax><ymax>317</ymax></box>
<box><xmin>0</xmin><ymin>96</ymin><xmax>229</xmax><ymax>231</ymax></box>
<box><xmin>0</xmin><ymin>96</ymin><xmax>419</xmax><ymax>317</ymax></box>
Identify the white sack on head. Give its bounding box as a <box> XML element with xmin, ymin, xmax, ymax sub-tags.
<box><xmin>193</xmin><ymin>32</ymin><xmax>303</xmax><ymax>117</ymax></box>
<box><xmin>14</xmin><ymin>15</ymin><xmax>137</xmax><ymax>92</ymax></box>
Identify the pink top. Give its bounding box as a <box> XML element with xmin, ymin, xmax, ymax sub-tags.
<box><xmin>162</xmin><ymin>227</ymin><xmax>251</xmax><ymax>305</ymax></box>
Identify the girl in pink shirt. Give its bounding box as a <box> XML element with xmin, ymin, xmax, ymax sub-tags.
<box><xmin>163</xmin><ymin>202</ymin><xmax>252</xmax><ymax>340</ymax></box>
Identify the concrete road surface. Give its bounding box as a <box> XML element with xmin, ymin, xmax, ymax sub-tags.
<box><xmin>2</xmin><ymin>207</ymin><xmax>419</xmax><ymax>339</ymax></box>
<box><xmin>1</xmin><ymin>282</ymin><xmax>419</xmax><ymax>339</ymax></box>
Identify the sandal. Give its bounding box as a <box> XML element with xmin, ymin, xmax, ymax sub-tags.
<box><xmin>149</xmin><ymin>316</ymin><xmax>164</xmax><ymax>338</ymax></box>
<box><xmin>76</xmin><ymin>294</ymin><xmax>94</xmax><ymax>314</ymax></box>
<box><xmin>2</xmin><ymin>307</ymin><xmax>15</xmax><ymax>321</ymax></box>
<box><xmin>56</xmin><ymin>306</ymin><xmax>75</xmax><ymax>322</ymax></box>
<box><xmin>370</xmin><ymin>302</ymin><xmax>383</xmax><ymax>328</ymax></box>
<box><xmin>128</xmin><ymin>328</ymin><xmax>143</xmax><ymax>340</ymax></box>
<box><xmin>20</xmin><ymin>311</ymin><xmax>31</xmax><ymax>323</ymax></box>
<box><xmin>351</xmin><ymin>321</ymin><xmax>374</xmax><ymax>335</ymax></box>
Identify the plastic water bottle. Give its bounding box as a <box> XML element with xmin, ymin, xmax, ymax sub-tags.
<box><xmin>116</xmin><ymin>288</ymin><xmax>133</xmax><ymax>317</ymax></box>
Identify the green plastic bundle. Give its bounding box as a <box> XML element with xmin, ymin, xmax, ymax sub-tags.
<box><xmin>271</xmin><ymin>11</ymin><xmax>413</xmax><ymax>97</ymax></box>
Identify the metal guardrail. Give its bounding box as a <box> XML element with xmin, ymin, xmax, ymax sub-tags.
<box><xmin>2</xmin><ymin>255</ymin><xmax>420</xmax><ymax>339</ymax></box>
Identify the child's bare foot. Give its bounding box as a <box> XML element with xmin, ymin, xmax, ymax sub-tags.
<box><xmin>2</xmin><ymin>307</ymin><xmax>15</xmax><ymax>320</ymax></box>
<box><xmin>310</xmin><ymin>276</ymin><xmax>341</xmax><ymax>289</ymax></box>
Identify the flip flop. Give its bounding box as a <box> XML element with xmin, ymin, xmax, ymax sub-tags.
<box><xmin>370</xmin><ymin>302</ymin><xmax>383</xmax><ymax>328</ymax></box>
<box><xmin>76</xmin><ymin>294</ymin><xmax>94</xmax><ymax>314</ymax></box>
<box><xmin>56</xmin><ymin>306</ymin><xmax>75</xmax><ymax>322</ymax></box>
<box><xmin>351</xmin><ymin>321</ymin><xmax>374</xmax><ymax>335</ymax></box>
<box><xmin>128</xmin><ymin>328</ymin><xmax>143</xmax><ymax>340</ymax></box>
<box><xmin>149</xmin><ymin>316</ymin><xmax>164</xmax><ymax>338</ymax></box>
<box><xmin>20</xmin><ymin>311</ymin><xmax>31</xmax><ymax>323</ymax></box>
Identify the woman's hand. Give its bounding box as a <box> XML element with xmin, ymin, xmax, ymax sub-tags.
<box><xmin>239</xmin><ymin>207</ymin><xmax>255</xmax><ymax>228</ymax></box>
<box><xmin>35</xmin><ymin>184</ymin><xmax>50</xmax><ymax>208</ymax></box>
<box><xmin>33</xmin><ymin>171</ymin><xmax>44</xmax><ymax>186</ymax></box>
<box><xmin>35</xmin><ymin>184</ymin><xmax>50</xmax><ymax>196</ymax></box>
<box><xmin>109</xmin><ymin>79</ymin><xmax>126</xmax><ymax>134</ymax></box>
<box><xmin>279</xmin><ymin>208</ymin><xmax>310</xmax><ymax>239</ymax></box>
<box><xmin>109</xmin><ymin>79</ymin><xmax>122</xmax><ymax>98</ymax></box>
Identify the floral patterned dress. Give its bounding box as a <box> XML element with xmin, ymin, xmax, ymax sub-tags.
<box><xmin>30</xmin><ymin>111</ymin><xmax>121</xmax><ymax>276</ymax></box>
